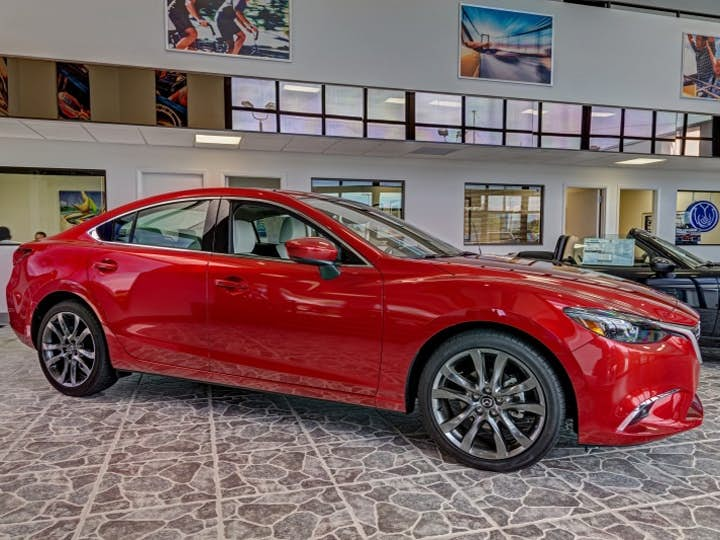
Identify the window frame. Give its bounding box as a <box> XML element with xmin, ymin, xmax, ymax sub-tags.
<box><xmin>464</xmin><ymin>183</ymin><xmax>545</xmax><ymax>246</ymax></box>
<box><xmin>310</xmin><ymin>178</ymin><xmax>406</xmax><ymax>219</ymax></box>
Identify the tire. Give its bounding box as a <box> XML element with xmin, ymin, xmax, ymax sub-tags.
<box><xmin>36</xmin><ymin>300</ymin><xmax>117</xmax><ymax>397</ymax></box>
<box><xmin>418</xmin><ymin>329</ymin><xmax>565</xmax><ymax>472</ymax></box>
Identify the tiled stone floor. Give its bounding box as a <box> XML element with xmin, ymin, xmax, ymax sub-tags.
<box><xmin>1</xmin><ymin>326</ymin><xmax>719</xmax><ymax>539</ymax></box>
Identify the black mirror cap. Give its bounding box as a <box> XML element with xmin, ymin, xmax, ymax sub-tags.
<box><xmin>651</xmin><ymin>256</ymin><xmax>676</xmax><ymax>276</ymax></box>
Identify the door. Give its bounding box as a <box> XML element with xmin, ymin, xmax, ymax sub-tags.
<box><xmin>206</xmin><ymin>199</ymin><xmax>383</xmax><ymax>395</ymax></box>
<box><xmin>565</xmin><ymin>187</ymin><xmax>605</xmax><ymax>238</ymax></box>
<box><xmin>87</xmin><ymin>198</ymin><xmax>215</xmax><ymax>370</ymax></box>
<box><xmin>619</xmin><ymin>189</ymin><xmax>656</xmax><ymax>236</ymax></box>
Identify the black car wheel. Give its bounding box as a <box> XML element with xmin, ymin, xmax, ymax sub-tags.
<box><xmin>418</xmin><ymin>330</ymin><xmax>565</xmax><ymax>472</ymax></box>
<box><xmin>37</xmin><ymin>301</ymin><xmax>117</xmax><ymax>397</ymax></box>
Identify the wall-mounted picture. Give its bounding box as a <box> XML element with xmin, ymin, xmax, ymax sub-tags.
<box><xmin>166</xmin><ymin>0</ymin><xmax>291</xmax><ymax>61</ymax></box>
<box><xmin>682</xmin><ymin>33</ymin><xmax>720</xmax><ymax>100</ymax></box>
<box><xmin>460</xmin><ymin>4</ymin><xmax>553</xmax><ymax>85</ymax></box>
<box><xmin>59</xmin><ymin>191</ymin><xmax>105</xmax><ymax>230</ymax></box>
<box><xmin>56</xmin><ymin>62</ymin><xmax>91</xmax><ymax>121</ymax></box>
<box><xmin>156</xmin><ymin>70</ymin><xmax>188</xmax><ymax>127</ymax></box>
<box><xmin>0</xmin><ymin>57</ymin><xmax>8</xmax><ymax>117</ymax></box>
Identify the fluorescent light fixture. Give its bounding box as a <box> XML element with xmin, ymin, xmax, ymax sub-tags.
<box><xmin>521</xmin><ymin>108</ymin><xmax>547</xmax><ymax>116</ymax></box>
<box><xmin>615</xmin><ymin>158</ymin><xmax>666</xmax><ymax>165</ymax></box>
<box><xmin>591</xmin><ymin>112</ymin><xmax>616</xmax><ymax>118</ymax></box>
<box><xmin>195</xmin><ymin>134</ymin><xmax>242</xmax><ymax>146</ymax></box>
<box><xmin>283</xmin><ymin>84</ymin><xmax>320</xmax><ymax>93</ymax></box>
<box><xmin>385</xmin><ymin>97</ymin><xmax>406</xmax><ymax>105</ymax></box>
<box><xmin>429</xmin><ymin>99</ymin><xmax>462</xmax><ymax>108</ymax></box>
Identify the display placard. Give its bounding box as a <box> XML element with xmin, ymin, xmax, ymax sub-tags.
<box><xmin>581</xmin><ymin>238</ymin><xmax>635</xmax><ymax>266</ymax></box>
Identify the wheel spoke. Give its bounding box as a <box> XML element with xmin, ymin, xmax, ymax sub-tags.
<box><xmin>44</xmin><ymin>352</ymin><xmax>64</xmax><ymax>368</ymax></box>
<box><xmin>47</xmin><ymin>321</ymin><xmax>64</xmax><ymax>342</ymax></box>
<box><xmin>490</xmin><ymin>354</ymin><xmax>508</xmax><ymax>393</ymax></box>
<box><xmin>77</xmin><ymin>347</ymin><xmax>95</xmax><ymax>360</ymax></box>
<box><xmin>500</xmin><ymin>411</ymin><xmax>532</xmax><ymax>448</ymax></box>
<box><xmin>439</xmin><ymin>406</ymin><xmax>473</xmax><ymax>433</ymax></box>
<box><xmin>75</xmin><ymin>327</ymin><xmax>91</xmax><ymax>344</ymax></box>
<box><xmin>498</xmin><ymin>378</ymin><xmax>538</xmax><ymax>397</ymax></box>
<box><xmin>75</xmin><ymin>358</ymin><xmax>91</xmax><ymax>377</ymax></box>
<box><xmin>432</xmin><ymin>388</ymin><xmax>473</xmax><ymax>404</ymax></box>
<box><xmin>486</xmin><ymin>416</ymin><xmax>508</xmax><ymax>459</ymax></box>
<box><xmin>501</xmin><ymin>402</ymin><xmax>545</xmax><ymax>415</ymax></box>
<box><xmin>69</xmin><ymin>314</ymin><xmax>81</xmax><ymax>340</ymax></box>
<box><xmin>469</xmin><ymin>350</ymin><xmax>486</xmax><ymax>387</ymax></box>
<box><xmin>56</xmin><ymin>315</ymin><xmax>71</xmax><ymax>339</ymax></box>
<box><xmin>441</xmin><ymin>365</ymin><xmax>476</xmax><ymax>393</ymax></box>
<box><xmin>58</xmin><ymin>359</ymin><xmax>69</xmax><ymax>384</ymax></box>
<box><xmin>43</xmin><ymin>344</ymin><xmax>63</xmax><ymax>352</ymax></box>
<box><xmin>460</xmin><ymin>414</ymin><xmax>484</xmax><ymax>452</ymax></box>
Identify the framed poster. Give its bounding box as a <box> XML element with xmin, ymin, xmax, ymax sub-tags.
<box><xmin>682</xmin><ymin>33</ymin><xmax>720</xmax><ymax>100</ymax></box>
<box><xmin>56</xmin><ymin>62</ymin><xmax>91</xmax><ymax>120</ymax></box>
<box><xmin>676</xmin><ymin>191</ymin><xmax>720</xmax><ymax>245</ymax></box>
<box><xmin>165</xmin><ymin>0</ymin><xmax>291</xmax><ymax>61</ymax></box>
<box><xmin>459</xmin><ymin>4</ymin><xmax>553</xmax><ymax>85</ymax></box>
<box><xmin>156</xmin><ymin>70</ymin><xmax>188</xmax><ymax>127</ymax></box>
<box><xmin>59</xmin><ymin>191</ymin><xmax>105</xmax><ymax>230</ymax></box>
<box><xmin>0</xmin><ymin>57</ymin><xmax>7</xmax><ymax>117</ymax></box>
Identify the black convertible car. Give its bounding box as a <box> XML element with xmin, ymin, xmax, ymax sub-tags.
<box><xmin>515</xmin><ymin>228</ymin><xmax>720</xmax><ymax>345</ymax></box>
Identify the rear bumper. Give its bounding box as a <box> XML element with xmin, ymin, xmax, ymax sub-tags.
<box><xmin>573</xmin><ymin>330</ymin><xmax>703</xmax><ymax>446</ymax></box>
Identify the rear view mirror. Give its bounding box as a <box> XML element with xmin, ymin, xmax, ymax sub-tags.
<box><xmin>285</xmin><ymin>237</ymin><xmax>341</xmax><ymax>280</ymax></box>
<box><xmin>650</xmin><ymin>257</ymin><xmax>676</xmax><ymax>277</ymax></box>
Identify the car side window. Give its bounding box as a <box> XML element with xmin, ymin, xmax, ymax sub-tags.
<box><xmin>96</xmin><ymin>213</ymin><xmax>135</xmax><ymax>243</ymax></box>
<box><xmin>228</xmin><ymin>201</ymin><xmax>363</xmax><ymax>265</ymax></box>
<box><xmin>131</xmin><ymin>200</ymin><xmax>211</xmax><ymax>251</ymax></box>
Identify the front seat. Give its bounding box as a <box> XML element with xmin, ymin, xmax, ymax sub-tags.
<box><xmin>276</xmin><ymin>217</ymin><xmax>308</xmax><ymax>259</ymax></box>
<box><xmin>233</xmin><ymin>220</ymin><xmax>257</xmax><ymax>255</ymax></box>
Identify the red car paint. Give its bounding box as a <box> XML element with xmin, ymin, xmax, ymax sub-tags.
<box><xmin>7</xmin><ymin>188</ymin><xmax>703</xmax><ymax>446</ymax></box>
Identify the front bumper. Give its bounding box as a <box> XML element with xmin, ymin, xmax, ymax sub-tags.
<box><xmin>572</xmin><ymin>327</ymin><xmax>703</xmax><ymax>446</ymax></box>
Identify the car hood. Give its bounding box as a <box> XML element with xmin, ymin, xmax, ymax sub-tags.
<box><xmin>433</xmin><ymin>254</ymin><xmax>698</xmax><ymax>326</ymax></box>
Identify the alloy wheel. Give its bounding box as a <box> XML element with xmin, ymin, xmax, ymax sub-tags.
<box><xmin>40</xmin><ymin>312</ymin><xmax>96</xmax><ymax>388</ymax></box>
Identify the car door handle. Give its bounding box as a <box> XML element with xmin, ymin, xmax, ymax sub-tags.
<box><xmin>93</xmin><ymin>259</ymin><xmax>118</xmax><ymax>273</ymax></box>
<box><xmin>214</xmin><ymin>277</ymin><xmax>249</xmax><ymax>292</ymax></box>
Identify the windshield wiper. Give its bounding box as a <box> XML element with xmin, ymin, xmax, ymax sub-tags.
<box><xmin>419</xmin><ymin>251</ymin><xmax>476</xmax><ymax>260</ymax></box>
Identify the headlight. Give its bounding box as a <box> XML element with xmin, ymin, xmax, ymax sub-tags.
<box><xmin>564</xmin><ymin>307</ymin><xmax>668</xmax><ymax>344</ymax></box>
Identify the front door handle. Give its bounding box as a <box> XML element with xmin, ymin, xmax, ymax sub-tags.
<box><xmin>93</xmin><ymin>258</ymin><xmax>118</xmax><ymax>273</ymax></box>
<box><xmin>214</xmin><ymin>277</ymin><xmax>249</xmax><ymax>292</ymax></box>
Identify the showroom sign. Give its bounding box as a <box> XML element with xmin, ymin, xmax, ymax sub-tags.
<box><xmin>686</xmin><ymin>200</ymin><xmax>720</xmax><ymax>233</ymax></box>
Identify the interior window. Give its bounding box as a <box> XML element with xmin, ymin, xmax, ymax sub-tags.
<box><xmin>229</xmin><ymin>201</ymin><xmax>362</xmax><ymax>264</ymax></box>
<box><xmin>131</xmin><ymin>200</ymin><xmax>210</xmax><ymax>251</ymax></box>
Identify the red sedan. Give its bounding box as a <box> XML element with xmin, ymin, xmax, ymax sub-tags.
<box><xmin>6</xmin><ymin>189</ymin><xmax>703</xmax><ymax>471</ymax></box>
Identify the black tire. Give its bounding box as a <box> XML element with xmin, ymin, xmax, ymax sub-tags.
<box><xmin>36</xmin><ymin>300</ymin><xmax>117</xmax><ymax>397</ymax></box>
<box><xmin>418</xmin><ymin>329</ymin><xmax>565</xmax><ymax>472</ymax></box>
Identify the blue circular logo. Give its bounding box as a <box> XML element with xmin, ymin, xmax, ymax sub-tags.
<box><xmin>686</xmin><ymin>200</ymin><xmax>720</xmax><ymax>233</ymax></box>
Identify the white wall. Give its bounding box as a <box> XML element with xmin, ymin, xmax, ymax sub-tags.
<box><xmin>1</xmin><ymin>0</ymin><xmax>720</xmax><ymax>115</ymax></box>
<box><xmin>2</xmin><ymin>137</ymin><xmax>720</xmax><ymax>259</ymax></box>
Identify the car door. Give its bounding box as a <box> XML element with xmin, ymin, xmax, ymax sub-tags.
<box><xmin>206</xmin><ymin>198</ymin><xmax>383</xmax><ymax>396</ymax></box>
<box><xmin>85</xmin><ymin>198</ymin><xmax>216</xmax><ymax>371</ymax></box>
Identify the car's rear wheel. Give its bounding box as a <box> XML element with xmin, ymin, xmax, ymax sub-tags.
<box><xmin>37</xmin><ymin>301</ymin><xmax>117</xmax><ymax>397</ymax></box>
<box><xmin>418</xmin><ymin>330</ymin><xmax>565</xmax><ymax>471</ymax></box>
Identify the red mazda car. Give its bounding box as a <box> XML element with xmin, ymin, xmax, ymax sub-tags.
<box><xmin>6</xmin><ymin>189</ymin><xmax>703</xmax><ymax>471</ymax></box>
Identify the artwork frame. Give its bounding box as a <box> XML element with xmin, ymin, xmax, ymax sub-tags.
<box><xmin>59</xmin><ymin>190</ymin><xmax>105</xmax><ymax>231</ymax></box>
<box><xmin>458</xmin><ymin>3</ymin><xmax>555</xmax><ymax>86</ymax></box>
<box><xmin>56</xmin><ymin>62</ymin><xmax>91</xmax><ymax>121</ymax></box>
<box><xmin>681</xmin><ymin>33</ymin><xmax>720</xmax><ymax>101</ymax></box>
<box><xmin>0</xmin><ymin>57</ymin><xmax>8</xmax><ymax>117</ymax></box>
<box><xmin>165</xmin><ymin>0</ymin><xmax>292</xmax><ymax>63</ymax></box>
<box><xmin>156</xmin><ymin>70</ymin><xmax>188</xmax><ymax>127</ymax></box>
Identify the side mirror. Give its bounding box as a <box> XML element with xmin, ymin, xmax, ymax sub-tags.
<box><xmin>650</xmin><ymin>256</ymin><xmax>676</xmax><ymax>277</ymax></box>
<box><xmin>285</xmin><ymin>237</ymin><xmax>341</xmax><ymax>280</ymax></box>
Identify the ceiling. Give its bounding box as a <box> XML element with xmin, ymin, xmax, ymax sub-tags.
<box><xmin>1</xmin><ymin>117</ymin><xmax>719</xmax><ymax>172</ymax></box>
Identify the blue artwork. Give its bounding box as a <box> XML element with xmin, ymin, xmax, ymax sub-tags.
<box><xmin>685</xmin><ymin>200</ymin><xmax>719</xmax><ymax>233</ymax></box>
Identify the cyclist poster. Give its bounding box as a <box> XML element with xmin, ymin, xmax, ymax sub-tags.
<box><xmin>460</xmin><ymin>4</ymin><xmax>553</xmax><ymax>85</ymax></box>
<box><xmin>682</xmin><ymin>33</ymin><xmax>720</xmax><ymax>100</ymax></box>
<box><xmin>56</xmin><ymin>63</ymin><xmax>91</xmax><ymax>121</ymax></box>
<box><xmin>166</xmin><ymin>0</ymin><xmax>291</xmax><ymax>61</ymax></box>
<box><xmin>0</xmin><ymin>57</ymin><xmax>7</xmax><ymax>117</ymax></box>
<box><xmin>156</xmin><ymin>71</ymin><xmax>188</xmax><ymax>127</ymax></box>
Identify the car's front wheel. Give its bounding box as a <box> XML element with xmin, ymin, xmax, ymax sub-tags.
<box><xmin>418</xmin><ymin>330</ymin><xmax>565</xmax><ymax>471</ymax></box>
<box><xmin>37</xmin><ymin>300</ymin><xmax>117</xmax><ymax>397</ymax></box>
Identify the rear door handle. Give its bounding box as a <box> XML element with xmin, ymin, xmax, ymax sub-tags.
<box><xmin>93</xmin><ymin>259</ymin><xmax>118</xmax><ymax>273</ymax></box>
<box><xmin>214</xmin><ymin>277</ymin><xmax>249</xmax><ymax>292</ymax></box>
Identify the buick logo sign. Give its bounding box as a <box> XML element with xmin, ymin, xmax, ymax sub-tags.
<box><xmin>686</xmin><ymin>201</ymin><xmax>720</xmax><ymax>233</ymax></box>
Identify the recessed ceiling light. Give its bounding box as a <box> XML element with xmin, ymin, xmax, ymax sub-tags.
<box><xmin>521</xmin><ymin>109</ymin><xmax>547</xmax><ymax>116</ymax></box>
<box><xmin>615</xmin><ymin>158</ymin><xmax>666</xmax><ymax>165</ymax></box>
<box><xmin>385</xmin><ymin>97</ymin><xmax>406</xmax><ymax>105</ymax></box>
<box><xmin>283</xmin><ymin>84</ymin><xmax>320</xmax><ymax>93</ymax></box>
<box><xmin>429</xmin><ymin>99</ymin><xmax>462</xmax><ymax>108</ymax></box>
<box><xmin>591</xmin><ymin>112</ymin><xmax>616</xmax><ymax>118</ymax></box>
<box><xmin>195</xmin><ymin>134</ymin><xmax>242</xmax><ymax>146</ymax></box>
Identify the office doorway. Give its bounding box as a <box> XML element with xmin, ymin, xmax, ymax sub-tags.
<box><xmin>565</xmin><ymin>187</ymin><xmax>605</xmax><ymax>238</ymax></box>
<box><xmin>619</xmin><ymin>189</ymin><xmax>656</xmax><ymax>236</ymax></box>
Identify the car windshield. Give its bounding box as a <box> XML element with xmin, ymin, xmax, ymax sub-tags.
<box><xmin>643</xmin><ymin>233</ymin><xmax>710</xmax><ymax>269</ymax></box>
<box><xmin>302</xmin><ymin>197</ymin><xmax>464</xmax><ymax>259</ymax></box>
